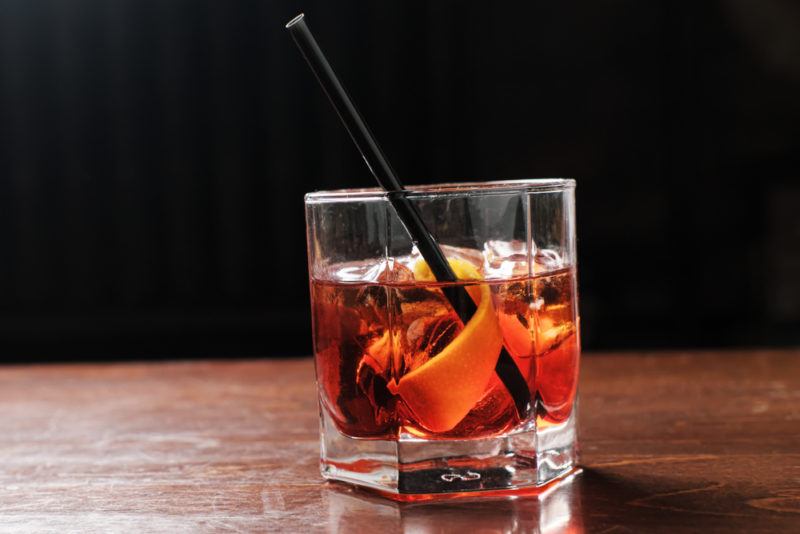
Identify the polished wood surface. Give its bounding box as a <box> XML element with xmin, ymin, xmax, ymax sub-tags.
<box><xmin>1</xmin><ymin>350</ymin><xmax>799</xmax><ymax>532</ymax></box>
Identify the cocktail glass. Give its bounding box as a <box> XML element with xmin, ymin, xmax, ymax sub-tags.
<box><xmin>305</xmin><ymin>179</ymin><xmax>580</xmax><ymax>499</ymax></box>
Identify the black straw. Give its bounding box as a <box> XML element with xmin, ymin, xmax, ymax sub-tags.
<box><xmin>286</xmin><ymin>13</ymin><xmax>530</xmax><ymax>418</ymax></box>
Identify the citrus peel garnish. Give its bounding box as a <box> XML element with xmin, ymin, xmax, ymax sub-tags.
<box><xmin>388</xmin><ymin>258</ymin><xmax>503</xmax><ymax>432</ymax></box>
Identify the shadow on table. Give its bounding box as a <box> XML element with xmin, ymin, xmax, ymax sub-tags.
<box><xmin>320</xmin><ymin>469</ymin><xmax>756</xmax><ymax>533</ymax></box>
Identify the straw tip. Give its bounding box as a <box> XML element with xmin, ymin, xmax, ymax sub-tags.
<box><xmin>285</xmin><ymin>13</ymin><xmax>305</xmax><ymax>29</ymax></box>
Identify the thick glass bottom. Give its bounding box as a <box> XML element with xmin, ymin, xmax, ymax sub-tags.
<box><xmin>319</xmin><ymin>404</ymin><xmax>578</xmax><ymax>499</ymax></box>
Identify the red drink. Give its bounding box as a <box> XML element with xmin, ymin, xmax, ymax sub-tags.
<box><xmin>307</xmin><ymin>180</ymin><xmax>580</xmax><ymax>496</ymax></box>
<box><xmin>311</xmin><ymin>252</ymin><xmax>579</xmax><ymax>441</ymax></box>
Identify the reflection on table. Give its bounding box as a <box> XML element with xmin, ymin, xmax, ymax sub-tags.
<box><xmin>323</xmin><ymin>471</ymin><xmax>583</xmax><ymax>534</ymax></box>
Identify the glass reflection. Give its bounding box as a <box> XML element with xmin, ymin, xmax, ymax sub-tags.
<box><xmin>323</xmin><ymin>471</ymin><xmax>583</xmax><ymax>534</ymax></box>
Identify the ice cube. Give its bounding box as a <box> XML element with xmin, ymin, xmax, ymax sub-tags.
<box><xmin>355</xmin><ymin>333</ymin><xmax>396</xmax><ymax>430</ymax></box>
<box><xmin>439</xmin><ymin>244</ymin><xmax>485</xmax><ymax>271</ymax></box>
<box><xmin>534</xmin><ymin>318</ymin><xmax>575</xmax><ymax>355</ymax></box>
<box><xmin>484</xmin><ymin>239</ymin><xmax>530</xmax><ymax>279</ymax></box>
<box><xmin>379</xmin><ymin>259</ymin><xmax>415</xmax><ymax>284</ymax></box>
<box><xmin>353</xmin><ymin>284</ymin><xmax>388</xmax><ymax>336</ymax></box>
<box><xmin>533</xmin><ymin>249</ymin><xmax>563</xmax><ymax>273</ymax></box>
<box><xmin>404</xmin><ymin>313</ymin><xmax>462</xmax><ymax>372</ymax></box>
<box><xmin>329</xmin><ymin>258</ymin><xmax>417</xmax><ymax>285</ymax></box>
<box><xmin>331</xmin><ymin>260</ymin><xmax>386</xmax><ymax>283</ymax></box>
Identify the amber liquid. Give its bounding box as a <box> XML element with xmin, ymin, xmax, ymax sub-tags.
<box><xmin>311</xmin><ymin>261</ymin><xmax>579</xmax><ymax>440</ymax></box>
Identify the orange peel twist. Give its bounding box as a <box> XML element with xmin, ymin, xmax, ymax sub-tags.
<box><xmin>388</xmin><ymin>258</ymin><xmax>503</xmax><ymax>432</ymax></box>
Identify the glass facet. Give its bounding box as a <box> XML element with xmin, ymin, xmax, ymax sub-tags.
<box><xmin>305</xmin><ymin>179</ymin><xmax>580</xmax><ymax>498</ymax></box>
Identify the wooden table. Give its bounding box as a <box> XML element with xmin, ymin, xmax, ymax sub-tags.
<box><xmin>1</xmin><ymin>350</ymin><xmax>799</xmax><ymax>532</ymax></box>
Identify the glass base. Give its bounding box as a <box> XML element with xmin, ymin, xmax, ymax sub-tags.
<box><xmin>319</xmin><ymin>406</ymin><xmax>578</xmax><ymax>499</ymax></box>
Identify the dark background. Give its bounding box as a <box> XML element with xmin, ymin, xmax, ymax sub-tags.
<box><xmin>0</xmin><ymin>1</ymin><xmax>798</xmax><ymax>361</ymax></box>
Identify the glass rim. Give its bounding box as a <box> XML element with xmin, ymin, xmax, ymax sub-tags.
<box><xmin>305</xmin><ymin>178</ymin><xmax>575</xmax><ymax>203</ymax></box>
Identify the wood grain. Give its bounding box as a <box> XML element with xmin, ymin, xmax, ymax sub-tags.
<box><xmin>1</xmin><ymin>350</ymin><xmax>799</xmax><ymax>532</ymax></box>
